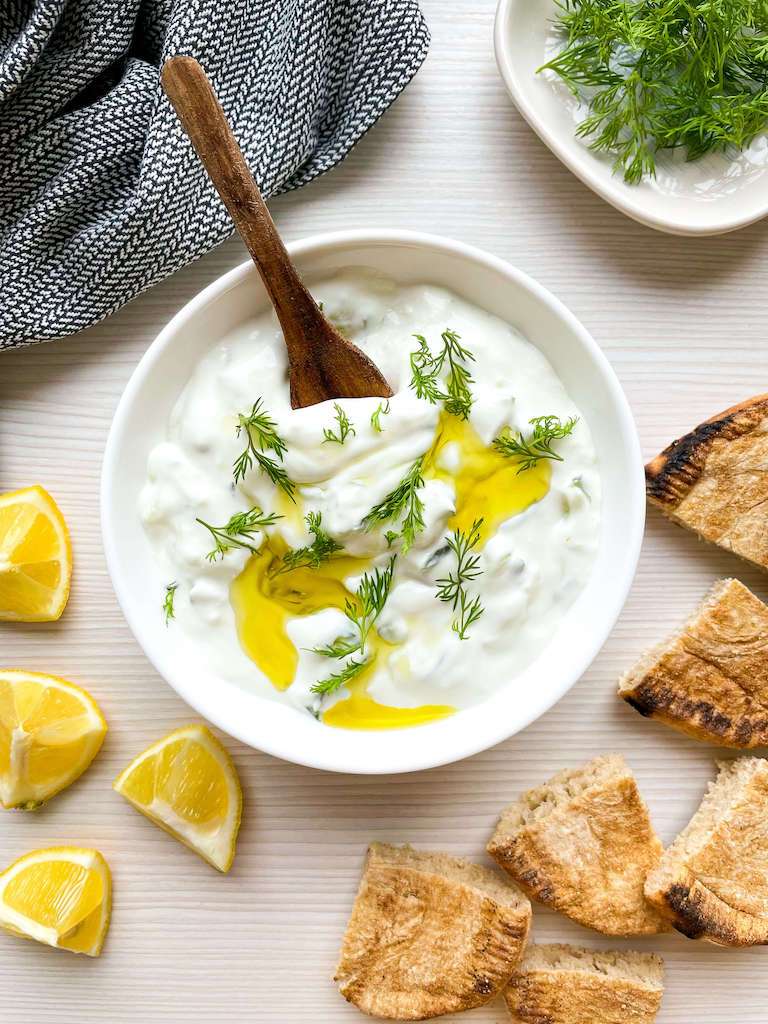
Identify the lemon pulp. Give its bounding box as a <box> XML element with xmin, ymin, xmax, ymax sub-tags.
<box><xmin>230</xmin><ymin>413</ymin><xmax>551</xmax><ymax>729</ymax></box>
<box><xmin>0</xmin><ymin>670</ymin><xmax>106</xmax><ymax>809</ymax></box>
<box><xmin>0</xmin><ymin>848</ymin><xmax>111</xmax><ymax>956</ymax></box>
<box><xmin>0</xmin><ymin>485</ymin><xmax>72</xmax><ymax>622</ymax></box>
<box><xmin>113</xmin><ymin>724</ymin><xmax>242</xmax><ymax>873</ymax></box>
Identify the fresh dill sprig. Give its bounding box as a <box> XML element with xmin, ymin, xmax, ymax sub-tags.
<box><xmin>436</xmin><ymin>518</ymin><xmax>484</xmax><ymax>609</ymax></box>
<box><xmin>539</xmin><ymin>0</ymin><xmax>768</xmax><ymax>184</ymax></box>
<box><xmin>409</xmin><ymin>329</ymin><xmax>476</xmax><ymax>420</ymax></box>
<box><xmin>313</xmin><ymin>634</ymin><xmax>364</xmax><ymax>659</ymax></box>
<box><xmin>410</xmin><ymin>335</ymin><xmax>444</xmax><ymax>404</ymax></box>
<box><xmin>163</xmin><ymin>582</ymin><xmax>178</xmax><ymax>625</ymax></box>
<box><xmin>233</xmin><ymin>399</ymin><xmax>295</xmax><ymax>501</ymax></box>
<box><xmin>441</xmin><ymin>329</ymin><xmax>476</xmax><ymax>420</ymax></box>
<box><xmin>277</xmin><ymin>511</ymin><xmax>342</xmax><ymax>574</ymax></box>
<box><xmin>323</xmin><ymin>402</ymin><xmax>356</xmax><ymax>445</ymax></box>
<box><xmin>453</xmin><ymin>591</ymin><xmax>485</xmax><ymax>641</ymax></box>
<box><xmin>362</xmin><ymin>457</ymin><xmax>426</xmax><ymax>553</ymax></box>
<box><xmin>350</xmin><ymin>555</ymin><xmax>397</xmax><ymax>645</ymax></box>
<box><xmin>314</xmin><ymin>556</ymin><xmax>397</xmax><ymax>660</ymax></box>
<box><xmin>311</xmin><ymin>556</ymin><xmax>397</xmax><ymax>696</ymax></box>
<box><xmin>197</xmin><ymin>506</ymin><xmax>283</xmax><ymax>561</ymax></box>
<box><xmin>311</xmin><ymin>658</ymin><xmax>368</xmax><ymax>697</ymax></box>
<box><xmin>435</xmin><ymin>519</ymin><xmax>485</xmax><ymax>641</ymax></box>
<box><xmin>493</xmin><ymin>415</ymin><xmax>578</xmax><ymax>473</ymax></box>
<box><xmin>370</xmin><ymin>400</ymin><xmax>391</xmax><ymax>433</ymax></box>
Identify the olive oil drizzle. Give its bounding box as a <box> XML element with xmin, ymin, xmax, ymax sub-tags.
<box><xmin>230</xmin><ymin>412</ymin><xmax>551</xmax><ymax>728</ymax></box>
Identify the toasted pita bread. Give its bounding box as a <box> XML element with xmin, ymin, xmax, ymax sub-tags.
<box><xmin>645</xmin><ymin>757</ymin><xmax>768</xmax><ymax>946</ymax></box>
<box><xmin>646</xmin><ymin>394</ymin><xmax>768</xmax><ymax>570</ymax></box>
<box><xmin>619</xmin><ymin>578</ymin><xmax>768</xmax><ymax>747</ymax></box>
<box><xmin>504</xmin><ymin>944</ymin><xmax>664</xmax><ymax>1024</ymax></box>
<box><xmin>487</xmin><ymin>755</ymin><xmax>667</xmax><ymax>936</ymax></box>
<box><xmin>334</xmin><ymin>842</ymin><xmax>531</xmax><ymax>1020</ymax></box>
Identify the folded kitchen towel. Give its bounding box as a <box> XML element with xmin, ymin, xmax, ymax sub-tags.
<box><xmin>0</xmin><ymin>0</ymin><xmax>429</xmax><ymax>350</ymax></box>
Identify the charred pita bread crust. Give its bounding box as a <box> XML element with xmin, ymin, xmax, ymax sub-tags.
<box><xmin>645</xmin><ymin>757</ymin><xmax>768</xmax><ymax>946</ymax></box>
<box><xmin>334</xmin><ymin>843</ymin><xmax>531</xmax><ymax>1020</ymax></box>
<box><xmin>646</xmin><ymin>394</ymin><xmax>768</xmax><ymax>570</ymax></box>
<box><xmin>504</xmin><ymin>944</ymin><xmax>664</xmax><ymax>1024</ymax></box>
<box><xmin>487</xmin><ymin>755</ymin><xmax>667</xmax><ymax>936</ymax></box>
<box><xmin>619</xmin><ymin>578</ymin><xmax>768</xmax><ymax>747</ymax></box>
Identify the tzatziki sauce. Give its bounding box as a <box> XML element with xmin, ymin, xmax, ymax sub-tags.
<box><xmin>140</xmin><ymin>270</ymin><xmax>601</xmax><ymax>729</ymax></box>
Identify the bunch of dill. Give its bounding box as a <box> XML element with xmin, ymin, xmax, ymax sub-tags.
<box><xmin>540</xmin><ymin>0</ymin><xmax>768</xmax><ymax>183</ymax></box>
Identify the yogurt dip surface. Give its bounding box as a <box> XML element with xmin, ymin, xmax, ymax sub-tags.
<box><xmin>140</xmin><ymin>269</ymin><xmax>601</xmax><ymax>729</ymax></box>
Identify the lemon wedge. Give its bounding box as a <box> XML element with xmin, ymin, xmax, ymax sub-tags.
<box><xmin>0</xmin><ymin>847</ymin><xmax>111</xmax><ymax>956</ymax></box>
<box><xmin>0</xmin><ymin>670</ymin><xmax>107</xmax><ymax>809</ymax></box>
<box><xmin>0</xmin><ymin>485</ymin><xmax>72</xmax><ymax>622</ymax></box>
<box><xmin>113</xmin><ymin>724</ymin><xmax>242</xmax><ymax>873</ymax></box>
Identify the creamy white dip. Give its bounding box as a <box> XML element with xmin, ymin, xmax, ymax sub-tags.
<box><xmin>140</xmin><ymin>270</ymin><xmax>601</xmax><ymax>728</ymax></box>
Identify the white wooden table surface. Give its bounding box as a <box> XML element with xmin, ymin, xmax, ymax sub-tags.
<box><xmin>2</xmin><ymin>2</ymin><xmax>768</xmax><ymax>1021</ymax></box>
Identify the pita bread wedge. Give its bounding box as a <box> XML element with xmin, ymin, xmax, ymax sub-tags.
<box><xmin>504</xmin><ymin>944</ymin><xmax>664</xmax><ymax>1024</ymax></box>
<box><xmin>645</xmin><ymin>756</ymin><xmax>768</xmax><ymax>946</ymax></box>
<box><xmin>646</xmin><ymin>394</ymin><xmax>768</xmax><ymax>570</ymax></box>
<box><xmin>487</xmin><ymin>754</ymin><xmax>667</xmax><ymax>936</ymax></box>
<box><xmin>334</xmin><ymin>842</ymin><xmax>531</xmax><ymax>1020</ymax></box>
<box><xmin>619</xmin><ymin>578</ymin><xmax>768</xmax><ymax>747</ymax></box>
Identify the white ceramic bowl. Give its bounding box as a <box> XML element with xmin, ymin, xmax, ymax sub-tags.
<box><xmin>102</xmin><ymin>230</ymin><xmax>644</xmax><ymax>774</ymax></box>
<box><xmin>495</xmin><ymin>0</ymin><xmax>768</xmax><ymax>236</ymax></box>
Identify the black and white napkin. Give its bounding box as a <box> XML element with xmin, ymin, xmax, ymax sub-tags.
<box><xmin>0</xmin><ymin>0</ymin><xmax>429</xmax><ymax>349</ymax></box>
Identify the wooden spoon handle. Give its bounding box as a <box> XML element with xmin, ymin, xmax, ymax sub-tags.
<box><xmin>161</xmin><ymin>55</ymin><xmax>321</xmax><ymax>354</ymax></box>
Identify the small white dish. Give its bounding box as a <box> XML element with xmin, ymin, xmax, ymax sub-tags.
<box><xmin>495</xmin><ymin>0</ymin><xmax>768</xmax><ymax>236</ymax></box>
<box><xmin>102</xmin><ymin>230</ymin><xmax>644</xmax><ymax>775</ymax></box>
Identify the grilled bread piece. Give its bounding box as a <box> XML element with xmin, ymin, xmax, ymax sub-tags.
<box><xmin>334</xmin><ymin>842</ymin><xmax>531</xmax><ymax>1020</ymax></box>
<box><xmin>646</xmin><ymin>394</ymin><xmax>768</xmax><ymax>570</ymax></box>
<box><xmin>619</xmin><ymin>578</ymin><xmax>768</xmax><ymax>747</ymax></box>
<box><xmin>645</xmin><ymin>757</ymin><xmax>768</xmax><ymax>945</ymax></box>
<box><xmin>504</xmin><ymin>944</ymin><xmax>664</xmax><ymax>1024</ymax></box>
<box><xmin>487</xmin><ymin>755</ymin><xmax>667</xmax><ymax>936</ymax></box>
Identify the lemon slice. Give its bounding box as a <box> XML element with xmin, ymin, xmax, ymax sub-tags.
<box><xmin>0</xmin><ymin>670</ymin><xmax>107</xmax><ymax>809</ymax></box>
<box><xmin>0</xmin><ymin>486</ymin><xmax>72</xmax><ymax>622</ymax></box>
<box><xmin>113</xmin><ymin>724</ymin><xmax>242</xmax><ymax>873</ymax></box>
<box><xmin>0</xmin><ymin>847</ymin><xmax>111</xmax><ymax>956</ymax></box>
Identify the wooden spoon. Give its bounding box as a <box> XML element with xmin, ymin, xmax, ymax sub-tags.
<box><xmin>161</xmin><ymin>56</ymin><xmax>393</xmax><ymax>409</ymax></box>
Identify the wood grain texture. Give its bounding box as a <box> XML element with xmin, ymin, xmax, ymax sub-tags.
<box><xmin>2</xmin><ymin>1</ymin><xmax>768</xmax><ymax>1020</ymax></box>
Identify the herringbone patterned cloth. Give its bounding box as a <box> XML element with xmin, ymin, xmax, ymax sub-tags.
<box><xmin>0</xmin><ymin>0</ymin><xmax>429</xmax><ymax>349</ymax></box>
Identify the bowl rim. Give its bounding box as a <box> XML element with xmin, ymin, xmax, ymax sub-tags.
<box><xmin>101</xmin><ymin>228</ymin><xmax>645</xmax><ymax>774</ymax></box>
<box><xmin>493</xmin><ymin>0</ymin><xmax>768</xmax><ymax>237</ymax></box>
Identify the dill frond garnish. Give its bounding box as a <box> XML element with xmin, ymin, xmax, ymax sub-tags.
<box><xmin>310</xmin><ymin>658</ymin><xmax>368</xmax><ymax>697</ymax></box>
<box><xmin>362</xmin><ymin>457</ymin><xmax>426</xmax><ymax>553</ymax></box>
<box><xmin>163</xmin><ymin>582</ymin><xmax>178</xmax><ymax>624</ymax></box>
<box><xmin>323</xmin><ymin>402</ymin><xmax>356</xmax><ymax>445</ymax></box>
<box><xmin>311</xmin><ymin>556</ymin><xmax>397</xmax><ymax>697</ymax></box>
<box><xmin>410</xmin><ymin>335</ymin><xmax>444</xmax><ymax>404</ymax></box>
<box><xmin>493</xmin><ymin>415</ymin><xmax>578</xmax><ymax>473</ymax></box>
<box><xmin>233</xmin><ymin>399</ymin><xmax>295</xmax><ymax>501</ymax></box>
<box><xmin>312</xmin><ymin>634</ymin><xmax>364</xmax><ymax>659</ymax></box>
<box><xmin>539</xmin><ymin>0</ymin><xmax>768</xmax><ymax>184</ymax></box>
<box><xmin>409</xmin><ymin>329</ymin><xmax>476</xmax><ymax>420</ymax></box>
<box><xmin>197</xmin><ymin>506</ymin><xmax>282</xmax><ymax>562</ymax></box>
<box><xmin>453</xmin><ymin>591</ymin><xmax>485</xmax><ymax>641</ymax></box>
<box><xmin>370</xmin><ymin>400</ymin><xmax>391</xmax><ymax>432</ymax></box>
<box><xmin>435</xmin><ymin>518</ymin><xmax>485</xmax><ymax>641</ymax></box>
<box><xmin>436</xmin><ymin>518</ymin><xmax>483</xmax><ymax>607</ymax></box>
<box><xmin>277</xmin><ymin>511</ymin><xmax>342</xmax><ymax>574</ymax></box>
